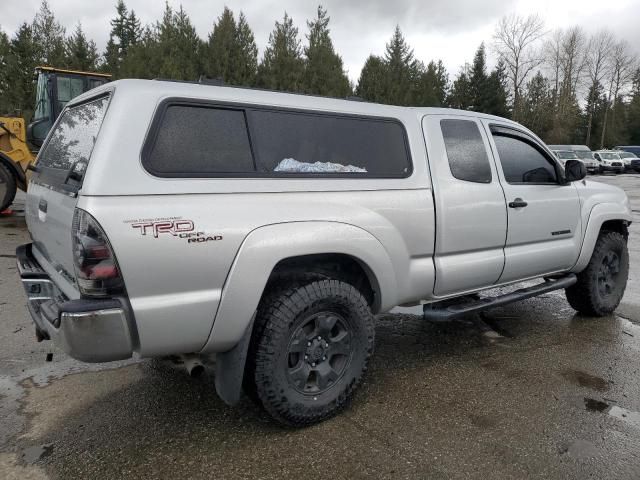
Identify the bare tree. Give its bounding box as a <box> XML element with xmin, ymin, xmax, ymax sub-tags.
<box><xmin>559</xmin><ymin>26</ymin><xmax>588</xmax><ymax>109</ymax></box>
<box><xmin>600</xmin><ymin>40</ymin><xmax>638</xmax><ymax>147</ymax></box>
<box><xmin>584</xmin><ymin>30</ymin><xmax>614</xmax><ymax>146</ymax></box>
<box><xmin>543</xmin><ymin>29</ymin><xmax>563</xmax><ymax>106</ymax></box>
<box><xmin>493</xmin><ymin>14</ymin><xmax>546</xmax><ymax>120</ymax></box>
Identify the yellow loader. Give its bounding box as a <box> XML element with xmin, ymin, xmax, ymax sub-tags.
<box><xmin>0</xmin><ymin>66</ymin><xmax>110</xmax><ymax>212</ymax></box>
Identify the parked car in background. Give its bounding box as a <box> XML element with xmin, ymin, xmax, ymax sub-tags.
<box><xmin>615</xmin><ymin>145</ymin><xmax>640</xmax><ymax>157</ymax></box>
<box><xmin>548</xmin><ymin>145</ymin><xmax>597</xmax><ymax>173</ymax></box>
<box><xmin>551</xmin><ymin>150</ymin><xmax>581</xmax><ymax>167</ymax></box>
<box><xmin>593</xmin><ymin>151</ymin><xmax>625</xmax><ymax>174</ymax></box>
<box><xmin>615</xmin><ymin>151</ymin><xmax>640</xmax><ymax>172</ymax></box>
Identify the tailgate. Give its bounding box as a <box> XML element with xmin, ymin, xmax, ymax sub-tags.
<box><xmin>25</xmin><ymin>95</ymin><xmax>111</xmax><ymax>297</ymax></box>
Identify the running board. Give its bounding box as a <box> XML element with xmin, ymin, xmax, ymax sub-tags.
<box><xmin>423</xmin><ymin>274</ymin><xmax>577</xmax><ymax>322</ymax></box>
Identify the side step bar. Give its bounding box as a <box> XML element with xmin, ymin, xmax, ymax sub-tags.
<box><xmin>423</xmin><ymin>274</ymin><xmax>577</xmax><ymax>322</ymax></box>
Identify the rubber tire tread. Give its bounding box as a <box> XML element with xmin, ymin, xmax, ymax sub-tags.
<box><xmin>565</xmin><ymin>231</ymin><xmax>629</xmax><ymax>316</ymax></box>
<box><xmin>0</xmin><ymin>163</ymin><xmax>17</xmax><ymax>212</ymax></box>
<box><xmin>250</xmin><ymin>279</ymin><xmax>374</xmax><ymax>427</ymax></box>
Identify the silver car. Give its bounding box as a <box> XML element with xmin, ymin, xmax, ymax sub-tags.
<box><xmin>15</xmin><ymin>80</ymin><xmax>632</xmax><ymax>426</ymax></box>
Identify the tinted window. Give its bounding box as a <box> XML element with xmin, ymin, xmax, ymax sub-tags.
<box><xmin>493</xmin><ymin>134</ymin><xmax>558</xmax><ymax>184</ymax></box>
<box><xmin>440</xmin><ymin>119</ymin><xmax>491</xmax><ymax>183</ymax></box>
<box><xmin>37</xmin><ymin>95</ymin><xmax>109</xmax><ymax>182</ymax></box>
<box><xmin>146</xmin><ymin>105</ymin><xmax>255</xmax><ymax>175</ymax></box>
<box><xmin>248</xmin><ymin>110</ymin><xmax>411</xmax><ymax>176</ymax></box>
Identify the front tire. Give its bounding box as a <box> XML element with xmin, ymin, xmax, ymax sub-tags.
<box><xmin>566</xmin><ymin>231</ymin><xmax>629</xmax><ymax>316</ymax></box>
<box><xmin>0</xmin><ymin>163</ymin><xmax>17</xmax><ymax>213</ymax></box>
<box><xmin>248</xmin><ymin>279</ymin><xmax>374</xmax><ymax>427</ymax></box>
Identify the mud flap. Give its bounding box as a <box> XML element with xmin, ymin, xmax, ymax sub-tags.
<box><xmin>214</xmin><ymin>313</ymin><xmax>255</xmax><ymax>406</ymax></box>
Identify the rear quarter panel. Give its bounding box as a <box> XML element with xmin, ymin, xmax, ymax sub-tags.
<box><xmin>80</xmin><ymin>190</ymin><xmax>435</xmax><ymax>356</ymax></box>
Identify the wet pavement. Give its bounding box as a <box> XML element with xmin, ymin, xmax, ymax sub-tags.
<box><xmin>1</xmin><ymin>176</ymin><xmax>640</xmax><ymax>479</ymax></box>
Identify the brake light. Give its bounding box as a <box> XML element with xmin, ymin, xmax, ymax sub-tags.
<box><xmin>72</xmin><ymin>209</ymin><xmax>125</xmax><ymax>297</ymax></box>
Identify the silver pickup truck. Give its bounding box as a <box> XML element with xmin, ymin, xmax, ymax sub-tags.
<box><xmin>16</xmin><ymin>80</ymin><xmax>632</xmax><ymax>426</ymax></box>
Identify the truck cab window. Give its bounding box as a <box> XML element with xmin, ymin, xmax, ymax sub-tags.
<box><xmin>492</xmin><ymin>134</ymin><xmax>557</xmax><ymax>184</ymax></box>
<box><xmin>440</xmin><ymin>119</ymin><xmax>492</xmax><ymax>183</ymax></box>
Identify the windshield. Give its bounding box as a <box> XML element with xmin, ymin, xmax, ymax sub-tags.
<box><xmin>32</xmin><ymin>72</ymin><xmax>51</xmax><ymax>121</ymax></box>
<box><xmin>575</xmin><ymin>151</ymin><xmax>593</xmax><ymax>160</ymax></box>
<box><xmin>56</xmin><ymin>75</ymin><xmax>85</xmax><ymax>112</ymax></box>
<box><xmin>618</xmin><ymin>152</ymin><xmax>637</xmax><ymax>159</ymax></box>
<box><xmin>556</xmin><ymin>151</ymin><xmax>579</xmax><ymax>160</ymax></box>
<box><xmin>598</xmin><ymin>152</ymin><xmax>620</xmax><ymax>160</ymax></box>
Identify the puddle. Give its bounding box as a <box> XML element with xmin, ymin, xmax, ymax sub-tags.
<box><xmin>20</xmin><ymin>443</ymin><xmax>54</xmax><ymax>464</ymax></box>
<box><xmin>584</xmin><ymin>398</ymin><xmax>640</xmax><ymax>429</ymax></box>
<box><xmin>562</xmin><ymin>369</ymin><xmax>610</xmax><ymax>391</ymax></box>
<box><xmin>584</xmin><ymin>397</ymin><xmax>609</xmax><ymax>412</ymax></box>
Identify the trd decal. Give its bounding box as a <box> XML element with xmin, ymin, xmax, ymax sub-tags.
<box><xmin>131</xmin><ymin>220</ymin><xmax>194</xmax><ymax>238</ymax></box>
<box><xmin>124</xmin><ymin>217</ymin><xmax>223</xmax><ymax>243</ymax></box>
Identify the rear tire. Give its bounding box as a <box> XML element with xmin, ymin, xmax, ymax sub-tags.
<box><xmin>0</xmin><ymin>163</ymin><xmax>17</xmax><ymax>212</ymax></box>
<box><xmin>248</xmin><ymin>279</ymin><xmax>374</xmax><ymax>427</ymax></box>
<box><xmin>565</xmin><ymin>231</ymin><xmax>629</xmax><ymax>316</ymax></box>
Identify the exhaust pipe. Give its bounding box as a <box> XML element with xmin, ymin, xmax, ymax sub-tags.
<box><xmin>181</xmin><ymin>354</ymin><xmax>205</xmax><ymax>377</ymax></box>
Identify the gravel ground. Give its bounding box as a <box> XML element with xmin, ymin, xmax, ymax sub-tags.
<box><xmin>1</xmin><ymin>175</ymin><xmax>639</xmax><ymax>480</ymax></box>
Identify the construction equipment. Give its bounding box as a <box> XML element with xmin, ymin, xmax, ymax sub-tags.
<box><xmin>0</xmin><ymin>66</ymin><xmax>111</xmax><ymax>212</ymax></box>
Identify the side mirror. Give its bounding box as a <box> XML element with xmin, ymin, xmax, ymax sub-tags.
<box><xmin>565</xmin><ymin>159</ymin><xmax>587</xmax><ymax>182</ymax></box>
<box><xmin>26</xmin><ymin>117</ymin><xmax>51</xmax><ymax>148</ymax></box>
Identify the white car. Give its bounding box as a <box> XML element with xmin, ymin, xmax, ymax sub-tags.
<box><xmin>548</xmin><ymin>145</ymin><xmax>597</xmax><ymax>173</ymax></box>
<box><xmin>616</xmin><ymin>151</ymin><xmax>640</xmax><ymax>172</ymax></box>
<box><xmin>593</xmin><ymin>151</ymin><xmax>625</xmax><ymax>174</ymax></box>
<box><xmin>552</xmin><ymin>150</ymin><xmax>582</xmax><ymax>167</ymax></box>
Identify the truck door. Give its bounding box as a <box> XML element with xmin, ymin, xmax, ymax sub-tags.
<box><xmin>422</xmin><ymin>115</ymin><xmax>507</xmax><ymax>296</ymax></box>
<box><xmin>483</xmin><ymin>122</ymin><xmax>582</xmax><ymax>283</ymax></box>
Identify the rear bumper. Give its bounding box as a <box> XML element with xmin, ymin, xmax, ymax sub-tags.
<box><xmin>16</xmin><ymin>243</ymin><xmax>134</xmax><ymax>362</ymax></box>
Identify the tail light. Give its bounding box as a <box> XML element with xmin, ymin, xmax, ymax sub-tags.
<box><xmin>72</xmin><ymin>209</ymin><xmax>125</xmax><ymax>297</ymax></box>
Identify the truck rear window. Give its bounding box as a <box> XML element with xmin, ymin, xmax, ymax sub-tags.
<box><xmin>37</xmin><ymin>95</ymin><xmax>110</xmax><ymax>185</ymax></box>
<box><xmin>145</xmin><ymin>105</ymin><xmax>255</xmax><ymax>175</ymax></box>
<box><xmin>143</xmin><ymin>101</ymin><xmax>412</xmax><ymax>178</ymax></box>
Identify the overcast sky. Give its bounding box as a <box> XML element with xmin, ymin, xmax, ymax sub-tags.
<box><xmin>1</xmin><ymin>0</ymin><xmax>639</xmax><ymax>82</ymax></box>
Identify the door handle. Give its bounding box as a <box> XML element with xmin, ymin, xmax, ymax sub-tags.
<box><xmin>508</xmin><ymin>198</ymin><xmax>528</xmax><ymax>208</ymax></box>
<box><xmin>38</xmin><ymin>198</ymin><xmax>48</xmax><ymax>213</ymax></box>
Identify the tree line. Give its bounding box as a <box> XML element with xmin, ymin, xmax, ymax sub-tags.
<box><xmin>1</xmin><ymin>1</ymin><xmax>639</xmax><ymax>148</ymax></box>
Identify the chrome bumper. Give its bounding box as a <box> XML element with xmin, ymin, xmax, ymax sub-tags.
<box><xmin>16</xmin><ymin>243</ymin><xmax>134</xmax><ymax>362</ymax></box>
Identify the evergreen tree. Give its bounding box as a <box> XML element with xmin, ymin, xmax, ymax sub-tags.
<box><xmin>205</xmin><ymin>7</ymin><xmax>236</xmax><ymax>81</ymax></box>
<box><xmin>119</xmin><ymin>26</ymin><xmax>158</xmax><ymax>79</ymax></box>
<box><xmin>520</xmin><ymin>71</ymin><xmax>553</xmax><ymax>138</ymax></box>
<box><xmin>0</xmin><ymin>28</ymin><xmax>10</xmax><ymax>112</ymax></box>
<box><xmin>231</xmin><ymin>13</ymin><xmax>258</xmax><ymax>86</ymax></box>
<box><xmin>4</xmin><ymin>23</ymin><xmax>39</xmax><ymax>115</ymax></box>
<box><xmin>626</xmin><ymin>69</ymin><xmax>640</xmax><ymax>144</ymax></box>
<box><xmin>414</xmin><ymin>60</ymin><xmax>448</xmax><ymax>107</ymax></box>
<box><xmin>485</xmin><ymin>60</ymin><xmax>510</xmax><ymax>117</ymax></box>
<box><xmin>155</xmin><ymin>4</ymin><xmax>203</xmax><ymax>81</ymax></box>
<box><xmin>66</xmin><ymin>23</ymin><xmax>98</xmax><ymax>71</ymax></box>
<box><xmin>302</xmin><ymin>6</ymin><xmax>350</xmax><ymax>97</ymax></box>
<box><xmin>448</xmin><ymin>65</ymin><xmax>473</xmax><ymax>110</ymax></box>
<box><xmin>584</xmin><ymin>82</ymin><xmax>608</xmax><ymax>149</ymax></box>
<box><xmin>468</xmin><ymin>43</ymin><xmax>489</xmax><ymax>112</ymax></box>
<box><xmin>32</xmin><ymin>0</ymin><xmax>66</xmax><ymax>66</ymax></box>
<box><xmin>383</xmin><ymin>26</ymin><xmax>417</xmax><ymax>105</ymax></box>
<box><xmin>105</xmin><ymin>0</ymin><xmax>142</xmax><ymax>76</ymax></box>
<box><xmin>355</xmin><ymin>55</ymin><xmax>388</xmax><ymax>103</ymax></box>
<box><xmin>127</xmin><ymin>10</ymin><xmax>142</xmax><ymax>44</ymax></box>
<box><xmin>258</xmin><ymin>13</ymin><xmax>304</xmax><ymax>91</ymax></box>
